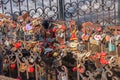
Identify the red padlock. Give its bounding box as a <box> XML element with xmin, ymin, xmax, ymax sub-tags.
<box><xmin>118</xmin><ymin>31</ymin><xmax>120</xmax><ymax>34</ymax></box>
<box><xmin>49</xmin><ymin>45</ymin><xmax>54</xmax><ymax>49</ymax></box>
<box><xmin>61</xmin><ymin>24</ymin><xmax>66</xmax><ymax>31</ymax></box>
<box><xmin>10</xmin><ymin>63</ymin><xmax>16</xmax><ymax>69</ymax></box>
<box><xmin>28</xmin><ymin>67</ymin><xmax>34</xmax><ymax>73</ymax></box>
<box><xmin>100</xmin><ymin>52</ymin><xmax>107</xmax><ymax>57</ymax></box>
<box><xmin>93</xmin><ymin>53</ymin><xmax>100</xmax><ymax>59</ymax></box>
<box><xmin>100</xmin><ymin>58</ymin><xmax>108</xmax><ymax>65</ymax></box>
<box><xmin>96</xmin><ymin>27</ymin><xmax>102</xmax><ymax>32</ymax></box>
<box><xmin>78</xmin><ymin>67</ymin><xmax>84</xmax><ymax>73</ymax></box>
<box><xmin>53</xmin><ymin>28</ymin><xmax>57</xmax><ymax>32</ymax></box>
<box><xmin>10</xmin><ymin>22</ymin><xmax>16</xmax><ymax>28</ymax></box>
<box><xmin>14</xmin><ymin>42</ymin><xmax>21</xmax><ymax>49</ymax></box>
<box><xmin>72</xmin><ymin>67</ymin><xmax>77</xmax><ymax>72</ymax></box>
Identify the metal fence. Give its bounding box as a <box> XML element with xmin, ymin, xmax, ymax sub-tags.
<box><xmin>0</xmin><ymin>0</ymin><xmax>118</xmax><ymax>25</ymax></box>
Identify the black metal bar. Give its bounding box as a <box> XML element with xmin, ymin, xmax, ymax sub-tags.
<box><xmin>1</xmin><ymin>0</ymin><xmax>4</xmax><ymax>14</ymax></box>
<box><xmin>76</xmin><ymin>0</ymin><xmax>79</xmax><ymax>23</ymax></box>
<box><xmin>102</xmin><ymin>0</ymin><xmax>105</xmax><ymax>25</ymax></box>
<box><xmin>42</xmin><ymin>0</ymin><xmax>45</xmax><ymax>18</ymax></box>
<box><xmin>49</xmin><ymin>0</ymin><xmax>51</xmax><ymax>9</ymax></box>
<box><xmin>89</xmin><ymin>0</ymin><xmax>92</xmax><ymax>22</ymax></box>
<box><xmin>58</xmin><ymin>0</ymin><xmax>64</xmax><ymax>20</ymax></box>
<box><xmin>42</xmin><ymin>0</ymin><xmax>44</xmax><ymax>9</ymax></box>
<box><xmin>26</xmin><ymin>0</ymin><xmax>29</xmax><ymax>11</ymax></box>
<box><xmin>114</xmin><ymin>0</ymin><xmax>117</xmax><ymax>25</ymax></box>
<box><xmin>10</xmin><ymin>0</ymin><xmax>13</xmax><ymax>14</ymax></box>
<box><xmin>118</xmin><ymin>0</ymin><xmax>120</xmax><ymax>21</ymax></box>
<box><xmin>18</xmin><ymin>0</ymin><xmax>21</xmax><ymax>15</ymax></box>
<box><xmin>118</xmin><ymin>0</ymin><xmax>120</xmax><ymax>25</ymax></box>
<box><xmin>34</xmin><ymin>0</ymin><xmax>36</xmax><ymax>11</ymax></box>
<box><xmin>0</xmin><ymin>50</ymin><xmax>3</xmax><ymax>75</ymax></box>
<box><xmin>56</xmin><ymin>0</ymin><xmax>59</xmax><ymax>20</ymax></box>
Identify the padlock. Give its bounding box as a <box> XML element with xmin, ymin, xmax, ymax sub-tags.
<box><xmin>19</xmin><ymin>63</ymin><xmax>27</xmax><ymax>72</ymax></box>
<box><xmin>53</xmin><ymin>52</ymin><xmax>59</xmax><ymax>57</ymax></box>
<box><xmin>10</xmin><ymin>63</ymin><xmax>16</xmax><ymax>69</ymax></box>
<box><xmin>0</xmin><ymin>20</ymin><xmax>3</xmax><ymax>26</ymax></box>
<box><xmin>10</xmin><ymin>22</ymin><xmax>16</xmax><ymax>28</ymax></box>
<box><xmin>32</xmin><ymin>19</ymin><xmax>39</xmax><ymax>27</ymax></box>
<box><xmin>28</xmin><ymin>67</ymin><xmax>35</xmax><ymax>73</ymax></box>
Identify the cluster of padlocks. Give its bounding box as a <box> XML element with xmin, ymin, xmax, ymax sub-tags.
<box><xmin>0</xmin><ymin>13</ymin><xmax>120</xmax><ymax>80</ymax></box>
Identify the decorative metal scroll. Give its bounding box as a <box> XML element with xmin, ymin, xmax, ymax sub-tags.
<box><xmin>64</xmin><ymin>0</ymin><xmax>117</xmax><ymax>25</ymax></box>
<box><xmin>0</xmin><ymin>0</ymin><xmax>58</xmax><ymax>20</ymax></box>
<box><xmin>0</xmin><ymin>0</ymin><xmax>118</xmax><ymax>25</ymax></box>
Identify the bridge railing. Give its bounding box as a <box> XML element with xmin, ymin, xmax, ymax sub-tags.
<box><xmin>0</xmin><ymin>0</ymin><xmax>118</xmax><ymax>26</ymax></box>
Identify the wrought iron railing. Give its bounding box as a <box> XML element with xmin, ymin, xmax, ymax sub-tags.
<box><xmin>0</xmin><ymin>0</ymin><xmax>118</xmax><ymax>25</ymax></box>
<box><xmin>64</xmin><ymin>0</ymin><xmax>118</xmax><ymax>25</ymax></box>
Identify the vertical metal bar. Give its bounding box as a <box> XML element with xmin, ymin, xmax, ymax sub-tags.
<box><xmin>102</xmin><ymin>0</ymin><xmax>105</xmax><ymax>25</ymax></box>
<box><xmin>10</xmin><ymin>0</ymin><xmax>13</xmax><ymax>14</ymax></box>
<box><xmin>56</xmin><ymin>0</ymin><xmax>59</xmax><ymax>20</ymax></box>
<box><xmin>89</xmin><ymin>1</ymin><xmax>92</xmax><ymax>22</ymax></box>
<box><xmin>95</xmin><ymin>0</ymin><xmax>98</xmax><ymax>23</ymax></box>
<box><xmin>114</xmin><ymin>0</ymin><xmax>117</xmax><ymax>25</ymax></box>
<box><xmin>35</xmin><ymin>64</ymin><xmax>38</xmax><ymax>80</ymax></box>
<box><xmin>0</xmin><ymin>50</ymin><xmax>3</xmax><ymax>75</ymax></box>
<box><xmin>1</xmin><ymin>0</ymin><xmax>4</xmax><ymax>14</ymax></box>
<box><xmin>115</xmin><ymin>29</ymin><xmax>119</xmax><ymax>57</ymax></box>
<box><xmin>42</xmin><ymin>0</ymin><xmax>44</xmax><ymax>9</ymax></box>
<box><xmin>108</xmin><ymin>7</ymin><xmax>110</xmax><ymax>24</ymax></box>
<box><xmin>55</xmin><ymin>69</ymin><xmax>57</xmax><ymax>80</ymax></box>
<box><xmin>9</xmin><ymin>61</ymin><xmax>11</xmax><ymax>77</ymax></box>
<box><xmin>16</xmin><ymin>55</ymin><xmax>20</xmax><ymax>77</ymax></box>
<box><xmin>58</xmin><ymin>0</ymin><xmax>64</xmax><ymax>20</ymax></box>
<box><xmin>118</xmin><ymin>0</ymin><xmax>120</xmax><ymax>24</ymax></box>
<box><xmin>88</xmin><ymin>42</ymin><xmax>90</xmax><ymax>51</ymax></box>
<box><xmin>49</xmin><ymin>0</ymin><xmax>51</xmax><ymax>9</ymax></box>
<box><xmin>18</xmin><ymin>0</ymin><xmax>21</xmax><ymax>15</ymax></box>
<box><xmin>101</xmin><ymin>43</ymin><xmax>103</xmax><ymax>52</ymax></box>
<box><xmin>96</xmin><ymin>10</ymin><xmax>98</xmax><ymax>23</ymax></box>
<box><xmin>46</xmin><ymin>67</ymin><xmax>48</xmax><ymax>80</ymax></box>
<box><xmin>42</xmin><ymin>0</ymin><xmax>45</xmax><ymax>18</ymax></box>
<box><xmin>84</xmin><ymin>12</ymin><xmax>86</xmax><ymax>22</ymax></box>
<box><xmin>83</xmin><ymin>1</ymin><xmax>86</xmax><ymax>22</ymax></box>
<box><xmin>70</xmin><ymin>0</ymin><xmax>72</xmax><ymax>20</ymax></box>
<box><xmin>77</xmin><ymin>0</ymin><xmax>79</xmax><ymax>22</ymax></box>
<box><xmin>34</xmin><ymin>0</ymin><xmax>36</xmax><ymax>10</ymax></box>
<box><xmin>26</xmin><ymin>0</ymin><xmax>29</xmax><ymax>12</ymax></box>
<box><xmin>116</xmin><ymin>45</ymin><xmax>118</xmax><ymax>57</ymax></box>
<box><xmin>49</xmin><ymin>0</ymin><xmax>52</xmax><ymax>19</ymax></box>
<box><xmin>77</xmin><ymin>57</ymin><xmax>79</xmax><ymax>80</ymax></box>
<box><xmin>26</xmin><ymin>60</ymin><xmax>29</xmax><ymax>80</ymax></box>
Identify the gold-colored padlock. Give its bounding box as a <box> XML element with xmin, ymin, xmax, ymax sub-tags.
<box><xmin>29</xmin><ymin>30</ymin><xmax>34</xmax><ymax>33</ymax></box>
<box><xmin>19</xmin><ymin>63</ymin><xmax>27</xmax><ymax>72</ymax></box>
<box><xmin>53</xmin><ymin>52</ymin><xmax>59</xmax><ymax>57</ymax></box>
<box><xmin>33</xmin><ymin>47</ymin><xmax>38</xmax><ymax>53</ymax></box>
